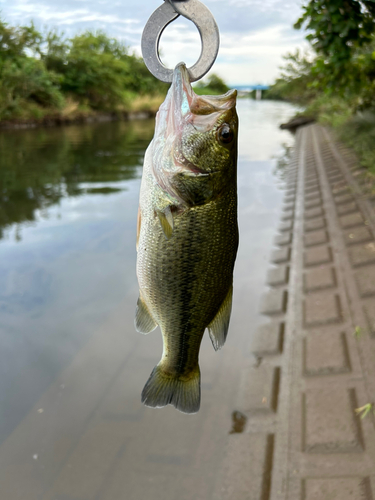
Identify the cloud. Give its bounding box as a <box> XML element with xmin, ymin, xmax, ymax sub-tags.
<box><xmin>0</xmin><ymin>0</ymin><xmax>307</xmax><ymax>84</ymax></box>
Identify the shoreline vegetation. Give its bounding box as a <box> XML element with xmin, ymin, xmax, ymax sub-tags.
<box><xmin>266</xmin><ymin>0</ymin><xmax>375</xmax><ymax>175</ymax></box>
<box><xmin>0</xmin><ymin>19</ymin><xmax>169</xmax><ymax>129</ymax></box>
<box><xmin>0</xmin><ymin>19</ymin><xmax>231</xmax><ymax>129</ymax></box>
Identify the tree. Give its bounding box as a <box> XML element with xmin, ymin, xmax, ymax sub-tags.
<box><xmin>295</xmin><ymin>0</ymin><xmax>375</xmax><ymax>65</ymax></box>
<box><xmin>294</xmin><ymin>1</ymin><xmax>375</xmax><ymax>102</ymax></box>
<box><xmin>194</xmin><ymin>73</ymin><xmax>230</xmax><ymax>94</ymax></box>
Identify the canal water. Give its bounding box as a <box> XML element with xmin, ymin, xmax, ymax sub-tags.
<box><xmin>0</xmin><ymin>99</ymin><xmax>297</xmax><ymax>500</ymax></box>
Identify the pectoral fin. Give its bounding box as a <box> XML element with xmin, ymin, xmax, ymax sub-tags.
<box><xmin>208</xmin><ymin>285</ymin><xmax>233</xmax><ymax>351</ymax></box>
<box><xmin>135</xmin><ymin>295</ymin><xmax>158</xmax><ymax>334</ymax></box>
<box><xmin>156</xmin><ymin>206</ymin><xmax>174</xmax><ymax>239</ymax></box>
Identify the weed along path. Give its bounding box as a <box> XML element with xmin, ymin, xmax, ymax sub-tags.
<box><xmin>215</xmin><ymin>123</ymin><xmax>375</xmax><ymax>499</ymax></box>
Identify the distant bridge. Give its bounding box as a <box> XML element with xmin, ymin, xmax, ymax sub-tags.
<box><xmin>235</xmin><ymin>84</ymin><xmax>270</xmax><ymax>91</ymax></box>
<box><xmin>234</xmin><ymin>84</ymin><xmax>270</xmax><ymax>100</ymax></box>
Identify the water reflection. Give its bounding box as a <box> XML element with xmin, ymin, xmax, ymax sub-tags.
<box><xmin>0</xmin><ymin>100</ymin><xmax>297</xmax><ymax>500</ymax></box>
<box><xmin>0</xmin><ymin>120</ymin><xmax>154</xmax><ymax>241</ymax></box>
<box><xmin>273</xmin><ymin>142</ymin><xmax>294</xmax><ymax>180</ymax></box>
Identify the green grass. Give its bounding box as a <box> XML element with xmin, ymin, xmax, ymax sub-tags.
<box><xmin>338</xmin><ymin>112</ymin><xmax>375</xmax><ymax>175</ymax></box>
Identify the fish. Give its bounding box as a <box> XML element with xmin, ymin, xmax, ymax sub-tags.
<box><xmin>135</xmin><ymin>62</ymin><xmax>238</xmax><ymax>414</ymax></box>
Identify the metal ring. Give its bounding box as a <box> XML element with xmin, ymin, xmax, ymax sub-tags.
<box><xmin>141</xmin><ymin>0</ymin><xmax>220</xmax><ymax>83</ymax></box>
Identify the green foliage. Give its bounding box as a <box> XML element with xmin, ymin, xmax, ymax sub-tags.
<box><xmin>0</xmin><ymin>19</ymin><xmax>42</xmax><ymax>62</ymax></box>
<box><xmin>355</xmin><ymin>403</ymin><xmax>374</xmax><ymax>419</ymax></box>
<box><xmin>304</xmin><ymin>94</ymin><xmax>354</xmax><ymax>126</ymax></box>
<box><xmin>338</xmin><ymin>112</ymin><xmax>375</xmax><ymax>173</ymax></box>
<box><xmin>294</xmin><ymin>1</ymin><xmax>375</xmax><ymax>100</ymax></box>
<box><xmin>295</xmin><ymin>0</ymin><xmax>375</xmax><ymax>64</ymax></box>
<box><xmin>194</xmin><ymin>73</ymin><xmax>230</xmax><ymax>95</ymax></box>
<box><xmin>56</xmin><ymin>31</ymin><xmax>133</xmax><ymax>109</ymax></box>
<box><xmin>0</xmin><ymin>20</ymin><xmax>64</xmax><ymax>119</ymax></box>
<box><xmin>271</xmin><ymin>0</ymin><xmax>375</xmax><ymax>111</ymax></box>
<box><xmin>267</xmin><ymin>50</ymin><xmax>319</xmax><ymax>104</ymax></box>
<box><xmin>0</xmin><ymin>18</ymin><xmax>168</xmax><ymax>121</ymax></box>
<box><xmin>354</xmin><ymin>326</ymin><xmax>364</xmax><ymax>338</ymax></box>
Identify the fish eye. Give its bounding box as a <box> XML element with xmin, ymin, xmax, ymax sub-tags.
<box><xmin>217</xmin><ymin>124</ymin><xmax>234</xmax><ymax>144</ymax></box>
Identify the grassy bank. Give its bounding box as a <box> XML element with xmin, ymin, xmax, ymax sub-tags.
<box><xmin>0</xmin><ymin>19</ymin><xmax>169</xmax><ymax>127</ymax></box>
<box><xmin>0</xmin><ymin>93</ymin><xmax>166</xmax><ymax>129</ymax></box>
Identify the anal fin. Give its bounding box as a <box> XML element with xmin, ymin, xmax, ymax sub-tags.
<box><xmin>135</xmin><ymin>295</ymin><xmax>157</xmax><ymax>334</ymax></box>
<box><xmin>208</xmin><ymin>285</ymin><xmax>233</xmax><ymax>351</ymax></box>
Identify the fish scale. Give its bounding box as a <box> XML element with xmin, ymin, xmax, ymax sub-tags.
<box><xmin>135</xmin><ymin>63</ymin><xmax>238</xmax><ymax>413</ymax></box>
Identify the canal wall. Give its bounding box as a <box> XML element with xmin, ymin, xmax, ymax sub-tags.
<box><xmin>215</xmin><ymin>123</ymin><xmax>375</xmax><ymax>500</ymax></box>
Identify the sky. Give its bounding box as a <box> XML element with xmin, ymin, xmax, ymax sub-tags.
<box><xmin>0</xmin><ymin>0</ymin><xmax>308</xmax><ymax>85</ymax></box>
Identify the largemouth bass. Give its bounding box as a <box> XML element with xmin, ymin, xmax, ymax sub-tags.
<box><xmin>135</xmin><ymin>63</ymin><xmax>238</xmax><ymax>414</ymax></box>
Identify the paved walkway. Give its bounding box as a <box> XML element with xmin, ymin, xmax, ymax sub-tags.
<box><xmin>216</xmin><ymin>124</ymin><xmax>375</xmax><ymax>500</ymax></box>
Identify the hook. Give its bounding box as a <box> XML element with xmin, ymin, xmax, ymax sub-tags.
<box><xmin>141</xmin><ymin>0</ymin><xmax>220</xmax><ymax>83</ymax></box>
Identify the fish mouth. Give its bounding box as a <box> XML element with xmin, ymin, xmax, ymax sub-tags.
<box><xmin>166</xmin><ymin>63</ymin><xmax>194</xmax><ymax>136</ymax></box>
<box><xmin>171</xmin><ymin>63</ymin><xmax>237</xmax><ymax>117</ymax></box>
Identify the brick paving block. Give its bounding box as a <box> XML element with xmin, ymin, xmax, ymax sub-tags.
<box><xmin>274</xmin><ymin>232</ymin><xmax>292</xmax><ymax>246</ymax></box>
<box><xmin>332</xmin><ymin>185</ymin><xmax>350</xmax><ymax>197</ymax></box>
<box><xmin>344</xmin><ymin>227</ymin><xmax>373</xmax><ymax>246</ymax></box>
<box><xmin>251</xmin><ymin>323</ymin><xmax>283</xmax><ymax>356</ymax></box>
<box><xmin>304</xmin><ymin>179</ymin><xmax>319</xmax><ymax>189</ymax></box>
<box><xmin>304</xmin><ymin>332</ymin><xmax>350</xmax><ymax>376</ymax></box>
<box><xmin>285</xmin><ymin>190</ymin><xmax>296</xmax><ymax>199</ymax></box>
<box><xmin>328</xmin><ymin>174</ymin><xmax>344</xmax><ymax>184</ymax></box>
<box><xmin>303</xmin><ymin>388</ymin><xmax>363</xmax><ymax>453</ymax></box>
<box><xmin>303</xmin><ymin>477</ymin><xmax>371</xmax><ymax>500</ymax></box>
<box><xmin>283</xmin><ymin>202</ymin><xmax>295</xmax><ymax>212</ymax></box>
<box><xmin>281</xmin><ymin>210</ymin><xmax>294</xmax><ymax>221</ymax></box>
<box><xmin>337</xmin><ymin>201</ymin><xmax>358</xmax><ymax>216</ymax></box>
<box><xmin>334</xmin><ymin>193</ymin><xmax>355</xmax><ymax>205</ymax></box>
<box><xmin>305</xmin><ymin>186</ymin><xmax>321</xmax><ymax>196</ymax></box>
<box><xmin>279</xmin><ymin>220</ymin><xmax>293</xmax><ymax>232</ymax></box>
<box><xmin>304</xmin><ymin>267</ymin><xmax>336</xmax><ymax>292</ymax></box>
<box><xmin>305</xmin><ymin>192</ymin><xmax>322</xmax><ymax>202</ymax></box>
<box><xmin>305</xmin><ymin>206</ymin><xmax>324</xmax><ymax>220</ymax></box>
<box><xmin>271</xmin><ymin>247</ymin><xmax>291</xmax><ymax>264</ymax></box>
<box><xmin>354</xmin><ymin>267</ymin><xmax>375</xmax><ymax>297</ymax></box>
<box><xmin>260</xmin><ymin>290</ymin><xmax>287</xmax><ymax>315</ymax></box>
<box><xmin>348</xmin><ymin>242</ymin><xmax>375</xmax><ymax>267</ymax></box>
<box><xmin>267</xmin><ymin>265</ymin><xmax>289</xmax><ymax>286</ymax></box>
<box><xmin>238</xmin><ymin>366</ymin><xmax>280</xmax><ymax>413</ymax></box>
<box><xmin>327</xmin><ymin>170</ymin><xmax>342</xmax><ymax>178</ymax></box>
<box><xmin>304</xmin><ymin>246</ymin><xmax>332</xmax><ymax>267</ymax></box>
<box><xmin>217</xmin><ymin>434</ymin><xmax>273</xmax><ymax>500</ymax></box>
<box><xmin>340</xmin><ymin>212</ymin><xmax>365</xmax><ymax>229</ymax></box>
<box><xmin>305</xmin><ymin>176</ymin><xmax>318</xmax><ymax>185</ymax></box>
<box><xmin>304</xmin><ymin>294</ymin><xmax>341</xmax><ymax>326</ymax></box>
<box><xmin>304</xmin><ymin>186</ymin><xmax>320</xmax><ymax>196</ymax></box>
<box><xmin>364</xmin><ymin>302</ymin><xmax>375</xmax><ymax>336</ymax></box>
<box><xmin>305</xmin><ymin>217</ymin><xmax>326</xmax><ymax>232</ymax></box>
<box><xmin>305</xmin><ymin>198</ymin><xmax>322</xmax><ymax>210</ymax></box>
<box><xmin>304</xmin><ymin>230</ymin><xmax>328</xmax><ymax>247</ymax></box>
<box><xmin>326</xmin><ymin>169</ymin><xmax>341</xmax><ymax>177</ymax></box>
<box><xmin>284</xmin><ymin>194</ymin><xmax>296</xmax><ymax>204</ymax></box>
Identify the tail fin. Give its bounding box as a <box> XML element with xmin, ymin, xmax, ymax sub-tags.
<box><xmin>141</xmin><ymin>364</ymin><xmax>200</xmax><ymax>414</ymax></box>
